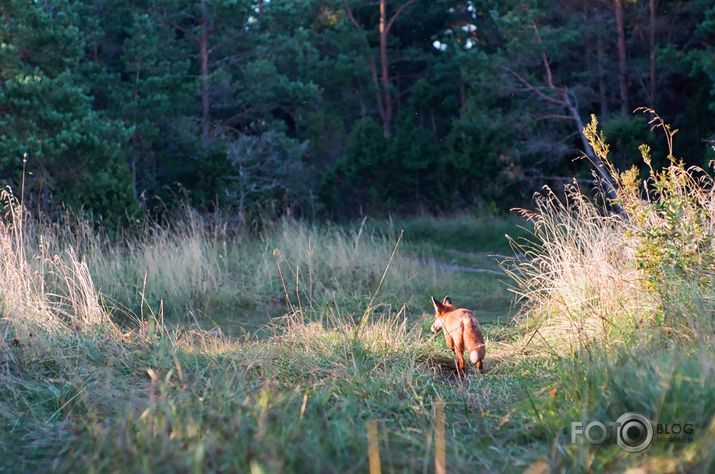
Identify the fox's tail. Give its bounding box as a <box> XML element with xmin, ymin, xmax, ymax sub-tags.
<box><xmin>468</xmin><ymin>348</ymin><xmax>485</xmax><ymax>372</ymax></box>
<box><xmin>465</xmin><ymin>321</ymin><xmax>485</xmax><ymax>371</ymax></box>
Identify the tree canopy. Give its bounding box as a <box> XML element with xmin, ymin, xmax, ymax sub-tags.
<box><xmin>1</xmin><ymin>0</ymin><xmax>713</xmax><ymax>222</ymax></box>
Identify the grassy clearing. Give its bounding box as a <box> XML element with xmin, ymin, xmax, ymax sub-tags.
<box><xmin>1</xmin><ymin>202</ymin><xmax>529</xmax><ymax>472</ymax></box>
<box><xmin>82</xmin><ymin>213</ymin><xmax>517</xmax><ymax>332</ymax></box>
<box><xmin>2</xmin><ymin>117</ymin><xmax>715</xmax><ymax>474</ymax></box>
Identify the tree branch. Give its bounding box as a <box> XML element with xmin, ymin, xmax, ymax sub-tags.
<box><xmin>505</xmin><ymin>20</ymin><xmax>623</xmax><ymax>214</ymax></box>
<box><xmin>534</xmin><ymin>114</ymin><xmax>576</xmax><ymax>121</ymax></box>
<box><xmin>386</xmin><ymin>0</ymin><xmax>417</xmax><ymax>33</ymax></box>
<box><xmin>503</xmin><ymin>66</ymin><xmax>563</xmax><ymax>106</ymax></box>
<box><xmin>531</xmin><ymin>20</ymin><xmax>555</xmax><ymax>89</ymax></box>
<box><xmin>343</xmin><ymin>0</ymin><xmax>363</xmax><ymax>31</ymax></box>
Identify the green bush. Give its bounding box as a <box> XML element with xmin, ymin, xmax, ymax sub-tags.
<box><xmin>320</xmin><ymin>118</ymin><xmax>391</xmax><ymax>216</ymax></box>
<box><xmin>603</xmin><ymin>115</ymin><xmax>655</xmax><ymax>170</ymax></box>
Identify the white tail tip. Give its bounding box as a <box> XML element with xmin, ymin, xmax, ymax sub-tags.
<box><xmin>469</xmin><ymin>350</ymin><xmax>479</xmax><ymax>364</ymax></box>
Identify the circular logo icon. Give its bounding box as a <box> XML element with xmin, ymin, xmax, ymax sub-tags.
<box><xmin>616</xmin><ymin>412</ymin><xmax>654</xmax><ymax>453</ymax></box>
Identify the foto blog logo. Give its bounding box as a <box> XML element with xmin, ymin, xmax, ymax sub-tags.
<box><xmin>571</xmin><ymin>412</ymin><xmax>694</xmax><ymax>453</ymax></box>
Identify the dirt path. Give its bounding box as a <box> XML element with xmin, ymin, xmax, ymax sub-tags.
<box><xmin>432</xmin><ymin>262</ymin><xmax>503</xmax><ymax>275</ymax></box>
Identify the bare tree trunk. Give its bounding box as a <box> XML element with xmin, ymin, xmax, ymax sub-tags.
<box><xmin>596</xmin><ymin>31</ymin><xmax>608</xmax><ymax>119</ymax></box>
<box><xmin>649</xmin><ymin>0</ymin><xmax>657</xmax><ymax>107</ymax></box>
<box><xmin>562</xmin><ymin>88</ymin><xmax>620</xmax><ymax>210</ymax></box>
<box><xmin>379</xmin><ymin>0</ymin><xmax>392</xmax><ymax>137</ymax></box>
<box><xmin>614</xmin><ymin>0</ymin><xmax>629</xmax><ymax>115</ymax></box>
<box><xmin>200</xmin><ymin>0</ymin><xmax>210</xmax><ymax>145</ymax></box>
<box><xmin>131</xmin><ymin>60</ymin><xmax>141</xmax><ymax>198</ymax></box>
<box><xmin>344</xmin><ymin>0</ymin><xmax>414</xmax><ymax>137</ymax></box>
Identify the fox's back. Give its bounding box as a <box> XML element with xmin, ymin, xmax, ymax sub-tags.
<box><xmin>442</xmin><ymin>309</ymin><xmax>482</xmax><ymax>340</ymax></box>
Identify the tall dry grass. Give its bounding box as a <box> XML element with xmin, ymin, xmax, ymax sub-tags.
<box><xmin>1</xmin><ymin>189</ymin><xmax>516</xmax><ymax>472</ymax></box>
<box><xmin>505</xmin><ymin>183</ymin><xmax>655</xmax><ymax>351</ymax></box>
<box><xmin>84</xmin><ymin>215</ymin><xmax>444</xmax><ymax>324</ymax></box>
<box><xmin>506</xmin><ymin>112</ymin><xmax>715</xmax><ymax>351</ymax></box>
<box><xmin>0</xmin><ymin>190</ymin><xmax>117</xmax><ymax>358</ymax></box>
<box><xmin>1</xmin><ymin>188</ymin><xmax>467</xmax><ymax>341</ymax></box>
<box><xmin>86</xmin><ymin>208</ymin><xmax>233</xmax><ymax>320</ymax></box>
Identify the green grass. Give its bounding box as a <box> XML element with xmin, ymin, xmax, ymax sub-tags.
<box><xmin>1</xmin><ymin>202</ymin><xmax>713</xmax><ymax>473</ymax></box>
<box><xmin>369</xmin><ymin>213</ymin><xmax>530</xmax><ymax>265</ymax></box>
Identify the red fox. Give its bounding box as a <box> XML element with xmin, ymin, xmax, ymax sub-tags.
<box><xmin>430</xmin><ymin>296</ymin><xmax>485</xmax><ymax>376</ymax></box>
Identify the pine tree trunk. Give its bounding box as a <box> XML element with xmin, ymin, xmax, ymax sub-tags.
<box><xmin>649</xmin><ymin>0</ymin><xmax>657</xmax><ymax>107</ymax></box>
<box><xmin>200</xmin><ymin>0</ymin><xmax>211</xmax><ymax>145</ymax></box>
<box><xmin>614</xmin><ymin>0</ymin><xmax>629</xmax><ymax>116</ymax></box>
<box><xmin>597</xmin><ymin>31</ymin><xmax>608</xmax><ymax>119</ymax></box>
<box><xmin>379</xmin><ymin>0</ymin><xmax>392</xmax><ymax>137</ymax></box>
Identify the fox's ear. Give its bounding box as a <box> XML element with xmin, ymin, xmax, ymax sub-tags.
<box><xmin>431</xmin><ymin>296</ymin><xmax>444</xmax><ymax>313</ymax></box>
<box><xmin>442</xmin><ymin>295</ymin><xmax>453</xmax><ymax>306</ymax></box>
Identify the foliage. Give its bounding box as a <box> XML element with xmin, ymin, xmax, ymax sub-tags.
<box><xmin>602</xmin><ymin>115</ymin><xmax>656</xmax><ymax>170</ymax></box>
<box><xmin>2</xmin><ymin>0</ymin><xmax>713</xmax><ymax>218</ymax></box>
<box><xmin>225</xmin><ymin>130</ymin><xmax>310</xmax><ymax>226</ymax></box>
<box><xmin>0</xmin><ymin>0</ymin><xmax>136</xmax><ymax>222</ymax></box>
<box><xmin>613</xmin><ymin>112</ymin><xmax>715</xmax><ymax>295</ymax></box>
<box><xmin>320</xmin><ymin>118</ymin><xmax>390</xmax><ymax>215</ymax></box>
<box><xmin>443</xmin><ymin>108</ymin><xmax>519</xmax><ymax>207</ymax></box>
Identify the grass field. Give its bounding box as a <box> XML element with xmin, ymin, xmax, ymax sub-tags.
<box><xmin>1</xmin><ymin>191</ymin><xmax>713</xmax><ymax>472</ymax></box>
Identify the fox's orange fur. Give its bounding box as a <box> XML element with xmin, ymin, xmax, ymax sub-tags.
<box><xmin>431</xmin><ymin>296</ymin><xmax>485</xmax><ymax>376</ymax></box>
